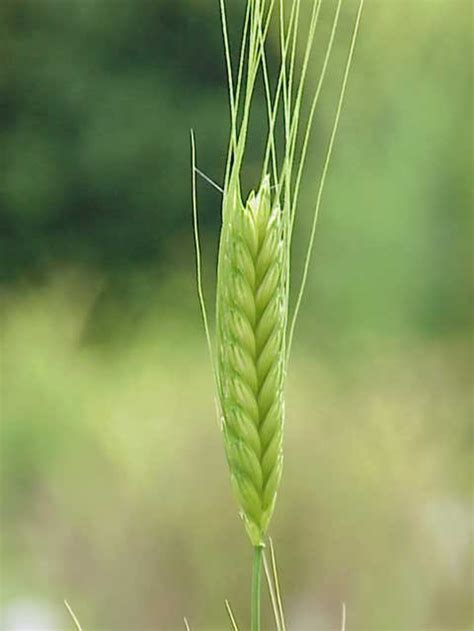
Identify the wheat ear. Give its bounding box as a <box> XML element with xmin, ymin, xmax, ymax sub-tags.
<box><xmin>192</xmin><ymin>1</ymin><xmax>365</xmax><ymax>627</ymax></box>
<box><xmin>216</xmin><ymin>175</ymin><xmax>287</xmax><ymax>547</ymax></box>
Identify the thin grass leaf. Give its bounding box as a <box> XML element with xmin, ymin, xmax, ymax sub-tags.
<box><xmin>184</xmin><ymin>616</ymin><xmax>191</xmax><ymax>631</ymax></box>
<box><xmin>64</xmin><ymin>600</ymin><xmax>83</xmax><ymax>631</ymax></box>
<box><xmin>195</xmin><ymin>166</ymin><xmax>224</xmax><ymax>194</ymax></box>
<box><xmin>263</xmin><ymin>550</ymin><xmax>282</xmax><ymax>631</ymax></box>
<box><xmin>341</xmin><ymin>602</ymin><xmax>347</xmax><ymax>631</ymax></box>
<box><xmin>191</xmin><ymin>130</ymin><xmax>216</xmax><ymax>379</ymax></box>
<box><xmin>225</xmin><ymin>599</ymin><xmax>240</xmax><ymax>631</ymax></box>
<box><xmin>269</xmin><ymin>538</ymin><xmax>286</xmax><ymax>631</ymax></box>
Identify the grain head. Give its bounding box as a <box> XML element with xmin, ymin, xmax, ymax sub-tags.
<box><xmin>216</xmin><ymin>175</ymin><xmax>287</xmax><ymax>545</ymax></box>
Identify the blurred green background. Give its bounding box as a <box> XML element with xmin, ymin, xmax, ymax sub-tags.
<box><xmin>1</xmin><ymin>0</ymin><xmax>472</xmax><ymax>629</ymax></box>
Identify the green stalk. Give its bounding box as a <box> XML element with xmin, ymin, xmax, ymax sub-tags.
<box><xmin>251</xmin><ymin>545</ymin><xmax>264</xmax><ymax>631</ymax></box>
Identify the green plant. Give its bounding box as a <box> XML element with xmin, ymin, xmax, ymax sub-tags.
<box><xmin>216</xmin><ymin>173</ymin><xmax>286</xmax><ymax>550</ymax></box>
<box><xmin>192</xmin><ymin>1</ymin><xmax>365</xmax><ymax>628</ymax></box>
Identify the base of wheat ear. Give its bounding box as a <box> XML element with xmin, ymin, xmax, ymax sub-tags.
<box><xmin>216</xmin><ymin>174</ymin><xmax>287</xmax><ymax>546</ymax></box>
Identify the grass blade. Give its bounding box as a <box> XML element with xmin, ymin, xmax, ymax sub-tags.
<box><xmin>225</xmin><ymin>599</ymin><xmax>240</xmax><ymax>631</ymax></box>
<box><xmin>191</xmin><ymin>130</ymin><xmax>216</xmax><ymax>379</ymax></box>
<box><xmin>263</xmin><ymin>549</ymin><xmax>282</xmax><ymax>631</ymax></box>
<box><xmin>64</xmin><ymin>600</ymin><xmax>83</xmax><ymax>631</ymax></box>
<box><xmin>269</xmin><ymin>538</ymin><xmax>286</xmax><ymax>631</ymax></box>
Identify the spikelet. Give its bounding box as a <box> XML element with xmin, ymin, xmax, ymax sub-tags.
<box><xmin>216</xmin><ymin>175</ymin><xmax>287</xmax><ymax>546</ymax></box>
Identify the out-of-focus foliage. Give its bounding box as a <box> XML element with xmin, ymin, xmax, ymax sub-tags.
<box><xmin>1</xmin><ymin>0</ymin><xmax>472</xmax><ymax>629</ymax></box>
<box><xmin>0</xmin><ymin>0</ymin><xmax>233</xmax><ymax>280</ymax></box>
<box><xmin>1</xmin><ymin>280</ymin><xmax>471</xmax><ymax>630</ymax></box>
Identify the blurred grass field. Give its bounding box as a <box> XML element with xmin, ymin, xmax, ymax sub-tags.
<box><xmin>1</xmin><ymin>275</ymin><xmax>472</xmax><ymax>629</ymax></box>
<box><xmin>1</xmin><ymin>0</ymin><xmax>473</xmax><ymax>629</ymax></box>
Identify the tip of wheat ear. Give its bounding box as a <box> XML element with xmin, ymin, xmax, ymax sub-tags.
<box><xmin>216</xmin><ymin>175</ymin><xmax>287</xmax><ymax>546</ymax></box>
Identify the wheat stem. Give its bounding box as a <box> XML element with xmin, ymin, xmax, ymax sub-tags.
<box><xmin>251</xmin><ymin>545</ymin><xmax>264</xmax><ymax>631</ymax></box>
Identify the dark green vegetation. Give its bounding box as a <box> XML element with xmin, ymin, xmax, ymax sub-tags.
<box><xmin>1</xmin><ymin>1</ymin><xmax>472</xmax><ymax>629</ymax></box>
<box><xmin>1</xmin><ymin>0</ymin><xmax>233</xmax><ymax>281</ymax></box>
